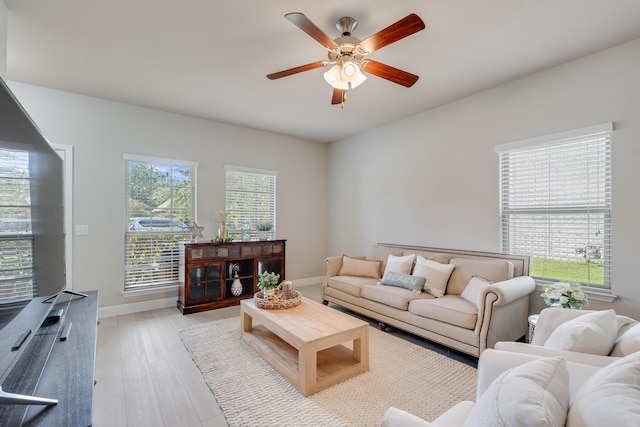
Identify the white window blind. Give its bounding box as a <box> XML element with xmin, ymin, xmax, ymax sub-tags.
<box><xmin>497</xmin><ymin>123</ymin><xmax>612</xmax><ymax>288</ymax></box>
<box><xmin>224</xmin><ymin>165</ymin><xmax>276</xmax><ymax>241</ymax></box>
<box><xmin>0</xmin><ymin>148</ymin><xmax>35</xmax><ymax>303</ymax></box>
<box><xmin>124</xmin><ymin>155</ymin><xmax>197</xmax><ymax>291</ymax></box>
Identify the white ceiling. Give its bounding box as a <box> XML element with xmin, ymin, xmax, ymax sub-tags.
<box><xmin>4</xmin><ymin>1</ymin><xmax>640</xmax><ymax>143</ymax></box>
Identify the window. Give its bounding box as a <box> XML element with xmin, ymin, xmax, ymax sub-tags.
<box><xmin>224</xmin><ymin>165</ymin><xmax>276</xmax><ymax>241</ymax></box>
<box><xmin>0</xmin><ymin>148</ymin><xmax>34</xmax><ymax>303</ymax></box>
<box><xmin>497</xmin><ymin>123</ymin><xmax>612</xmax><ymax>288</ymax></box>
<box><xmin>124</xmin><ymin>155</ymin><xmax>197</xmax><ymax>291</ymax></box>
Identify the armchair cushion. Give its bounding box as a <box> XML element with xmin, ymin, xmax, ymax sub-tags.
<box><xmin>544</xmin><ymin>309</ymin><xmax>617</xmax><ymax>356</ymax></box>
<box><xmin>610</xmin><ymin>323</ymin><xmax>640</xmax><ymax>357</ymax></box>
<box><xmin>566</xmin><ymin>351</ymin><xmax>640</xmax><ymax>426</ymax></box>
<box><xmin>464</xmin><ymin>356</ymin><xmax>570</xmax><ymax>427</ymax></box>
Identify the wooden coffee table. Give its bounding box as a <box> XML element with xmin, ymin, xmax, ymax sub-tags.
<box><xmin>240</xmin><ymin>297</ymin><xmax>369</xmax><ymax>397</ymax></box>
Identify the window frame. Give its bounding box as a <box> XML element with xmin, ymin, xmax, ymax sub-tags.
<box><xmin>124</xmin><ymin>154</ymin><xmax>198</xmax><ymax>292</ymax></box>
<box><xmin>0</xmin><ymin>147</ymin><xmax>35</xmax><ymax>303</ymax></box>
<box><xmin>496</xmin><ymin>123</ymin><xmax>613</xmax><ymax>290</ymax></box>
<box><xmin>224</xmin><ymin>165</ymin><xmax>277</xmax><ymax>241</ymax></box>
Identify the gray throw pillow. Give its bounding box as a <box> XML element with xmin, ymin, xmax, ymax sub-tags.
<box><xmin>382</xmin><ymin>271</ymin><xmax>425</xmax><ymax>294</ymax></box>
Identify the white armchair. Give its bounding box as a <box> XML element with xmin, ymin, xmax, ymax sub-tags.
<box><xmin>496</xmin><ymin>307</ymin><xmax>639</xmax><ymax>365</ymax></box>
<box><xmin>381</xmin><ymin>308</ymin><xmax>640</xmax><ymax>427</ymax></box>
<box><xmin>380</xmin><ymin>349</ymin><xmax>602</xmax><ymax>427</ymax></box>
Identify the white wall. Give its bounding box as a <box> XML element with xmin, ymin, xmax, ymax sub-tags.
<box><xmin>0</xmin><ymin>1</ymin><xmax>7</xmax><ymax>78</ymax></box>
<box><xmin>8</xmin><ymin>83</ymin><xmax>329</xmax><ymax>310</ymax></box>
<box><xmin>328</xmin><ymin>38</ymin><xmax>640</xmax><ymax>318</ymax></box>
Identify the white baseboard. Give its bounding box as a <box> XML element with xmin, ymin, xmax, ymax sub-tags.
<box><xmin>99</xmin><ymin>296</ymin><xmax>176</xmax><ymax>318</ymax></box>
<box><xmin>98</xmin><ymin>276</ymin><xmax>324</xmax><ymax>318</ymax></box>
<box><xmin>290</xmin><ymin>276</ymin><xmax>324</xmax><ymax>287</ymax></box>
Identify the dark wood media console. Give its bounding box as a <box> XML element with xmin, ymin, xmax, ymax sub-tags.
<box><xmin>178</xmin><ymin>240</ymin><xmax>286</xmax><ymax>314</ymax></box>
<box><xmin>0</xmin><ymin>291</ymin><xmax>98</xmax><ymax>426</ymax></box>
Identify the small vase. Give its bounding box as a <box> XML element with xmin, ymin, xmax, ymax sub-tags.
<box><xmin>258</xmin><ymin>230</ymin><xmax>268</xmax><ymax>240</ymax></box>
<box><xmin>231</xmin><ymin>276</ymin><xmax>242</xmax><ymax>296</ymax></box>
<box><xmin>218</xmin><ymin>226</ymin><xmax>228</xmax><ymax>239</ymax></box>
<box><xmin>262</xmin><ymin>288</ymin><xmax>276</xmax><ymax>298</ymax></box>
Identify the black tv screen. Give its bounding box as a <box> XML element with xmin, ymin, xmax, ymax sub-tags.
<box><xmin>0</xmin><ymin>77</ymin><xmax>66</xmax><ymax>403</ymax></box>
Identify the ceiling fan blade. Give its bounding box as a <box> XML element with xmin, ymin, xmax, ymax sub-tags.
<box><xmin>266</xmin><ymin>61</ymin><xmax>326</xmax><ymax>80</ymax></box>
<box><xmin>362</xmin><ymin>60</ymin><xmax>419</xmax><ymax>87</ymax></box>
<box><xmin>358</xmin><ymin>13</ymin><xmax>425</xmax><ymax>53</ymax></box>
<box><xmin>331</xmin><ymin>88</ymin><xmax>344</xmax><ymax>105</ymax></box>
<box><xmin>285</xmin><ymin>13</ymin><xmax>339</xmax><ymax>49</ymax></box>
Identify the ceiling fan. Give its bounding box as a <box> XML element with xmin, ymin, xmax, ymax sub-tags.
<box><xmin>267</xmin><ymin>12</ymin><xmax>425</xmax><ymax>107</ymax></box>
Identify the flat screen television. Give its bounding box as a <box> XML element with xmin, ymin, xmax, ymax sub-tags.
<box><xmin>0</xmin><ymin>77</ymin><xmax>67</xmax><ymax>405</ymax></box>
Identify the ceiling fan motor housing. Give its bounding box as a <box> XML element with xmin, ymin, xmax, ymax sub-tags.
<box><xmin>335</xmin><ymin>16</ymin><xmax>357</xmax><ymax>35</ymax></box>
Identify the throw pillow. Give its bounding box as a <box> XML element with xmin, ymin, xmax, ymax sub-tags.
<box><xmin>382</xmin><ymin>271</ymin><xmax>426</xmax><ymax>294</ymax></box>
<box><xmin>544</xmin><ymin>309</ymin><xmax>618</xmax><ymax>356</ymax></box>
<box><xmin>610</xmin><ymin>323</ymin><xmax>640</xmax><ymax>357</ymax></box>
<box><xmin>566</xmin><ymin>351</ymin><xmax>640</xmax><ymax>426</ymax></box>
<box><xmin>382</xmin><ymin>253</ymin><xmax>416</xmax><ymax>278</ymax></box>
<box><xmin>337</xmin><ymin>255</ymin><xmax>382</xmax><ymax>279</ymax></box>
<box><xmin>460</xmin><ymin>277</ymin><xmax>492</xmax><ymax>308</ymax></box>
<box><xmin>411</xmin><ymin>256</ymin><xmax>455</xmax><ymax>297</ymax></box>
<box><xmin>464</xmin><ymin>357</ymin><xmax>570</xmax><ymax>427</ymax></box>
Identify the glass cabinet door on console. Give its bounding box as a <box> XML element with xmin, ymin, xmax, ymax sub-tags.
<box><xmin>177</xmin><ymin>240</ymin><xmax>286</xmax><ymax>314</ymax></box>
<box><xmin>189</xmin><ymin>264</ymin><xmax>223</xmax><ymax>301</ymax></box>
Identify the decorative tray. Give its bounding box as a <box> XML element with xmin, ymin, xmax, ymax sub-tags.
<box><xmin>254</xmin><ymin>290</ymin><xmax>302</xmax><ymax>310</ymax></box>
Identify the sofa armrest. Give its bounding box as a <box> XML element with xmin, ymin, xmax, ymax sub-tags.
<box><xmin>324</xmin><ymin>256</ymin><xmax>343</xmax><ymax>280</ymax></box>
<box><xmin>476</xmin><ymin>276</ymin><xmax>536</xmax><ymax>352</ymax></box>
<box><xmin>486</xmin><ymin>276</ymin><xmax>536</xmax><ymax>306</ymax></box>
<box><xmin>494</xmin><ymin>341</ymin><xmax>619</xmax><ymax>368</ymax></box>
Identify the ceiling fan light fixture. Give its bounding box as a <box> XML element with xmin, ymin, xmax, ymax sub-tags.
<box><xmin>323</xmin><ymin>64</ymin><xmax>342</xmax><ymax>86</ymax></box>
<box><xmin>340</xmin><ymin>60</ymin><xmax>366</xmax><ymax>88</ymax></box>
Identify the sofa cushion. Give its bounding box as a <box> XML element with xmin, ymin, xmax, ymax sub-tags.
<box><xmin>566</xmin><ymin>351</ymin><xmax>640</xmax><ymax>426</ymax></box>
<box><xmin>447</xmin><ymin>258</ymin><xmax>513</xmax><ymax>295</ymax></box>
<box><xmin>383</xmin><ymin>253</ymin><xmax>416</xmax><ymax>278</ymax></box>
<box><xmin>368</xmin><ymin>245</ymin><xmax>404</xmax><ymax>272</ymax></box>
<box><xmin>544</xmin><ymin>309</ymin><xmax>617</xmax><ymax>356</ymax></box>
<box><xmin>361</xmin><ymin>284</ymin><xmax>429</xmax><ymax>310</ymax></box>
<box><xmin>337</xmin><ymin>255</ymin><xmax>382</xmax><ymax>279</ymax></box>
<box><xmin>382</xmin><ymin>271</ymin><xmax>425</xmax><ymax>294</ymax></box>
<box><xmin>325</xmin><ymin>275</ymin><xmax>378</xmax><ymax>297</ymax></box>
<box><xmin>460</xmin><ymin>277</ymin><xmax>492</xmax><ymax>307</ymax></box>
<box><xmin>611</xmin><ymin>323</ymin><xmax>640</xmax><ymax>357</ymax></box>
<box><xmin>464</xmin><ymin>356</ymin><xmax>570</xmax><ymax>427</ymax></box>
<box><xmin>411</xmin><ymin>256</ymin><xmax>455</xmax><ymax>297</ymax></box>
<box><xmin>408</xmin><ymin>296</ymin><xmax>478</xmax><ymax>330</ymax></box>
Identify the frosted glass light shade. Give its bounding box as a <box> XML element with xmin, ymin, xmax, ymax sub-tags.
<box><xmin>324</xmin><ymin>62</ymin><xmax>367</xmax><ymax>90</ymax></box>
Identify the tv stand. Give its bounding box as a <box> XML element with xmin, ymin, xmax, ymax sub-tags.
<box><xmin>0</xmin><ymin>291</ymin><xmax>98</xmax><ymax>426</ymax></box>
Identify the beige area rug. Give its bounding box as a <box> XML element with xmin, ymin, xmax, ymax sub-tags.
<box><xmin>179</xmin><ymin>317</ymin><xmax>477</xmax><ymax>427</ymax></box>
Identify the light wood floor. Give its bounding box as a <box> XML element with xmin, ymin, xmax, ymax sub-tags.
<box><xmin>93</xmin><ymin>283</ymin><xmax>475</xmax><ymax>426</ymax></box>
<box><xmin>93</xmin><ymin>284</ymin><xmax>325</xmax><ymax>427</ymax></box>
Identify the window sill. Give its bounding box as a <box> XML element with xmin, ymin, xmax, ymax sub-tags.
<box><xmin>121</xmin><ymin>284</ymin><xmax>179</xmax><ymax>298</ymax></box>
<box><xmin>533</xmin><ymin>281</ymin><xmax>617</xmax><ymax>303</ymax></box>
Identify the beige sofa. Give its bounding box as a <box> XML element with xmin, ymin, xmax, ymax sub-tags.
<box><xmin>322</xmin><ymin>244</ymin><xmax>536</xmax><ymax>357</ymax></box>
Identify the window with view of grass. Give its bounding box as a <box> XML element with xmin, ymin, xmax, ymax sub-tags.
<box><xmin>497</xmin><ymin>123</ymin><xmax>612</xmax><ymax>289</ymax></box>
<box><xmin>224</xmin><ymin>165</ymin><xmax>276</xmax><ymax>241</ymax></box>
<box><xmin>124</xmin><ymin>154</ymin><xmax>197</xmax><ymax>291</ymax></box>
